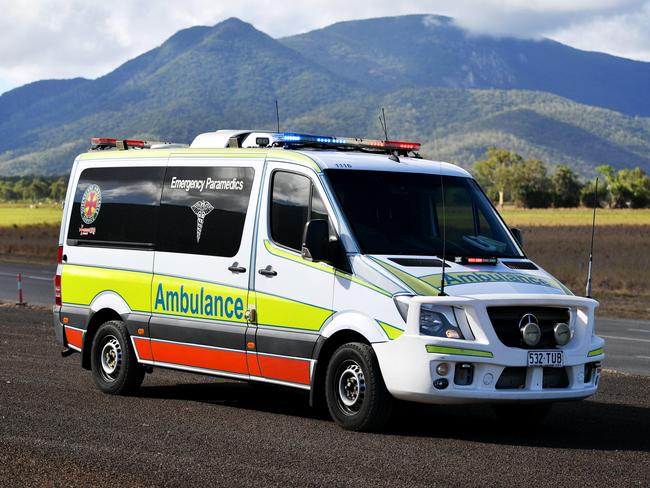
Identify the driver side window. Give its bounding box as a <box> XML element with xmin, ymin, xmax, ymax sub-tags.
<box><xmin>270</xmin><ymin>171</ymin><xmax>328</xmax><ymax>252</ymax></box>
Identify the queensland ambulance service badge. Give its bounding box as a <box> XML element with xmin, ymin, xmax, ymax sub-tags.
<box><xmin>81</xmin><ymin>184</ymin><xmax>102</xmax><ymax>224</ymax></box>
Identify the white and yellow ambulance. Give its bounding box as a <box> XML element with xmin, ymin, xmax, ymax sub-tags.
<box><xmin>53</xmin><ymin>130</ymin><xmax>604</xmax><ymax>431</ymax></box>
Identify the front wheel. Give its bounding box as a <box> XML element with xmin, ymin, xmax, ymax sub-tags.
<box><xmin>91</xmin><ymin>320</ymin><xmax>145</xmax><ymax>395</ymax></box>
<box><xmin>325</xmin><ymin>342</ymin><xmax>393</xmax><ymax>431</ymax></box>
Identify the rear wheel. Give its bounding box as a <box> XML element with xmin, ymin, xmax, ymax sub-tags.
<box><xmin>91</xmin><ymin>320</ymin><xmax>145</xmax><ymax>395</ymax></box>
<box><xmin>325</xmin><ymin>342</ymin><xmax>393</xmax><ymax>431</ymax></box>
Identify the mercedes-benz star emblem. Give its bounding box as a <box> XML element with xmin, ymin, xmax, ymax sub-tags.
<box><xmin>519</xmin><ymin>313</ymin><xmax>541</xmax><ymax>347</ymax></box>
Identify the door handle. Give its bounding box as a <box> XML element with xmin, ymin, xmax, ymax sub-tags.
<box><xmin>258</xmin><ymin>265</ymin><xmax>277</xmax><ymax>277</ymax></box>
<box><xmin>228</xmin><ymin>262</ymin><xmax>247</xmax><ymax>273</ymax></box>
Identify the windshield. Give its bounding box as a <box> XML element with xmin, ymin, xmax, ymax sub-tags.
<box><xmin>324</xmin><ymin>169</ymin><xmax>522</xmax><ymax>258</ymax></box>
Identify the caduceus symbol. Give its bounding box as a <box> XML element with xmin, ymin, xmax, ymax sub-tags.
<box><xmin>191</xmin><ymin>200</ymin><xmax>214</xmax><ymax>243</ymax></box>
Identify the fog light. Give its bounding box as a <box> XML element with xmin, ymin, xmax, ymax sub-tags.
<box><xmin>454</xmin><ymin>363</ymin><xmax>474</xmax><ymax>385</ymax></box>
<box><xmin>433</xmin><ymin>378</ymin><xmax>449</xmax><ymax>390</ymax></box>
<box><xmin>521</xmin><ymin>322</ymin><xmax>541</xmax><ymax>346</ymax></box>
<box><xmin>436</xmin><ymin>362</ymin><xmax>450</xmax><ymax>376</ymax></box>
<box><xmin>554</xmin><ymin>322</ymin><xmax>571</xmax><ymax>346</ymax></box>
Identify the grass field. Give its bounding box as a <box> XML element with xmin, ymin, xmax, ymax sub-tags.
<box><xmin>499</xmin><ymin>207</ymin><xmax>650</xmax><ymax>227</ymax></box>
<box><xmin>0</xmin><ymin>204</ymin><xmax>62</xmax><ymax>227</ymax></box>
<box><xmin>0</xmin><ymin>205</ymin><xmax>648</xmax><ymax>318</ymax></box>
<box><xmin>3</xmin><ymin>204</ymin><xmax>650</xmax><ymax>228</ymax></box>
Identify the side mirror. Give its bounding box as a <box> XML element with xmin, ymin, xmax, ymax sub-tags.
<box><xmin>511</xmin><ymin>227</ymin><xmax>524</xmax><ymax>247</ymax></box>
<box><xmin>302</xmin><ymin>219</ymin><xmax>330</xmax><ymax>263</ymax></box>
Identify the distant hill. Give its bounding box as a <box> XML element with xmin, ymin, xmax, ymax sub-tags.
<box><xmin>282</xmin><ymin>15</ymin><xmax>650</xmax><ymax>117</ymax></box>
<box><xmin>1</xmin><ymin>15</ymin><xmax>650</xmax><ymax>176</ymax></box>
<box><xmin>0</xmin><ymin>18</ymin><xmax>357</xmax><ymax>175</ymax></box>
<box><xmin>284</xmin><ymin>88</ymin><xmax>650</xmax><ymax>176</ymax></box>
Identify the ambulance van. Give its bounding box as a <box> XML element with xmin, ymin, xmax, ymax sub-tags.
<box><xmin>53</xmin><ymin>130</ymin><xmax>605</xmax><ymax>431</ymax></box>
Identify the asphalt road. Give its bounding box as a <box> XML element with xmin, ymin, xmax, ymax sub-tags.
<box><xmin>1</xmin><ymin>261</ymin><xmax>647</xmax><ymax>376</ymax></box>
<box><xmin>0</xmin><ymin>306</ymin><xmax>648</xmax><ymax>487</ymax></box>
<box><xmin>0</xmin><ymin>261</ymin><xmax>54</xmax><ymax>307</ymax></box>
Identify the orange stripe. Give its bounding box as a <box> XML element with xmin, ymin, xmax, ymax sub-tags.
<box><xmin>257</xmin><ymin>355</ymin><xmax>311</xmax><ymax>385</ymax></box>
<box><xmin>133</xmin><ymin>337</ymin><xmax>154</xmax><ymax>361</ymax></box>
<box><xmin>246</xmin><ymin>352</ymin><xmax>262</xmax><ymax>377</ymax></box>
<box><xmin>151</xmin><ymin>341</ymin><xmax>248</xmax><ymax>375</ymax></box>
<box><xmin>64</xmin><ymin>327</ymin><xmax>83</xmax><ymax>349</ymax></box>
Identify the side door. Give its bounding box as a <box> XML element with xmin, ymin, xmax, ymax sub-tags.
<box><xmin>149</xmin><ymin>156</ymin><xmax>261</xmax><ymax>379</ymax></box>
<box><xmin>251</xmin><ymin>162</ymin><xmax>335</xmax><ymax>387</ymax></box>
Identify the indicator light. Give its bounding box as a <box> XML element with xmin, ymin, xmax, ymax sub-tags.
<box><xmin>436</xmin><ymin>363</ymin><xmax>449</xmax><ymax>376</ymax></box>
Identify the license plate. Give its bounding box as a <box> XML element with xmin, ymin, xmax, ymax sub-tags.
<box><xmin>527</xmin><ymin>351</ymin><xmax>564</xmax><ymax>367</ymax></box>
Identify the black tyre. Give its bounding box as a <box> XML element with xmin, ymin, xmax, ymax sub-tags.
<box><xmin>91</xmin><ymin>320</ymin><xmax>145</xmax><ymax>395</ymax></box>
<box><xmin>492</xmin><ymin>402</ymin><xmax>553</xmax><ymax>427</ymax></box>
<box><xmin>325</xmin><ymin>342</ymin><xmax>393</xmax><ymax>431</ymax></box>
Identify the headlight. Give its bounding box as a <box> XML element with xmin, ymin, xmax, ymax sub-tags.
<box><xmin>420</xmin><ymin>305</ymin><xmax>464</xmax><ymax>339</ymax></box>
<box><xmin>393</xmin><ymin>297</ymin><xmax>465</xmax><ymax>339</ymax></box>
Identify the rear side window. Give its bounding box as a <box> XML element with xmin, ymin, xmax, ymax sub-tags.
<box><xmin>67</xmin><ymin>167</ymin><xmax>164</xmax><ymax>246</ymax></box>
<box><xmin>157</xmin><ymin>166</ymin><xmax>254</xmax><ymax>257</ymax></box>
<box><xmin>270</xmin><ymin>171</ymin><xmax>327</xmax><ymax>251</ymax></box>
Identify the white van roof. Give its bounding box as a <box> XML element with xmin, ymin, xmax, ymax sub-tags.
<box><xmin>84</xmin><ymin>130</ymin><xmax>472</xmax><ymax>178</ymax></box>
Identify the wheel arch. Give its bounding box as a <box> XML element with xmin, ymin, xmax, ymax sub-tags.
<box><xmin>81</xmin><ymin>292</ymin><xmax>132</xmax><ymax>369</ymax></box>
<box><xmin>310</xmin><ymin>328</ymin><xmax>373</xmax><ymax>408</ymax></box>
<box><xmin>81</xmin><ymin>308</ymin><xmax>123</xmax><ymax>369</ymax></box>
<box><xmin>310</xmin><ymin>312</ymin><xmax>390</xmax><ymax>407</ymax></box>
<box><xmin>320</xmin><ymin>311</ymin><xmax>388</xmax><ymax>342</ymax></box>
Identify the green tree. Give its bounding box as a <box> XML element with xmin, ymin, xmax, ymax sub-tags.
<box><xmin>0</xmin><ymin>181</ymin><xmax>16</xmax><ymax>201</ymax></box>
<box><xmin>551</xmin><ymin>164</ymin><xmax>582</xmax><ymax>207</ymax></box>
<box><xmin>49</xmin><ymin>177</ymin><xmax>67</xmax><ymax>202</ymax></box>
<box><xmin>472</xmin><ymin>147</ymin><xmax>523</xmax><ymax>207</ymax></box>
<box><xmin>596</xmin><ymin>165</ymin><xmax>650</xmax><ymax>208</ymax></box>
<box><xmin>597</xmin><ymin>165</ymin><xmax>624</xmax><ymax>208</ymax></box>
<box><xmin>28</xmin><ymin>177</ymin><xmax>50</xmax><ymax>201</ymax></box>
<box><xmin>13</xmin><ymin>179</ymin><xmax>29</xmax><ymax>201</ymax></box>
<box><xmin>513</xmin><ymin>159</ymin><xmax>553</xmax><ymax>208</ymax></box>
<box><xmin>580</xmin><ymin>179</ymin><xmax>608</xmax><ymax>207</ymax></box>
<box><xmin>618</xmin><ymin>167</ymin><xmax>650</xmax><ymax>208</ymax></box>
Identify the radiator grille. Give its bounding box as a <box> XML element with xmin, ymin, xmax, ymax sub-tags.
<box><xmin>486</xmin><ymin>306</ymin><xmax>570</xmax><ymax>349</ymax></box>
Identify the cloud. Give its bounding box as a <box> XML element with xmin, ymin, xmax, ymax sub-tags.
<box><xmin>0</xmin><ymin>0</ymin><xmax>649</xmax><ymax>94</ymax></box>
<box><xmin>549</xmin><ymin>2</ymin><xmax>650</xmax><ymax>60</ymax></box>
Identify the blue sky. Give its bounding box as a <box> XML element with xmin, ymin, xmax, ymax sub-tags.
<box><xmin>1</xmin><ymin>0</ymin><xmax>649</xmax><ymax>95</ymax></box>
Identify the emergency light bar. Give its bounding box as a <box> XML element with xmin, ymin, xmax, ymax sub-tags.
<box><xmin>90</xmin><ymin>138</ymin><xmax>188</xmax><ymax>151</ymax></box>
<box><xmin>91</xmin><ymin>138</ymin><xmax>149</xmax><ymax>150</ymax></box>
<box><xmin>454</xmin><ymin>257</ymin><xmax>498</xmax><ymax>265</ymax></box>
<box><xmin>275</xmin><ymin>132</ymin><xmax>421</xmax><ymax>153</ymax></box>
<box><xmin>94</xmin><ymin>130</ymin><xmax>421</xmax><ymax>155</ymax></box>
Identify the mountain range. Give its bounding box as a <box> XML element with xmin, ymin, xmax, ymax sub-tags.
<box><xmin>1</xmin><ymin>14</ymin><xmax>650</xmax><ymax>176</ymax></box>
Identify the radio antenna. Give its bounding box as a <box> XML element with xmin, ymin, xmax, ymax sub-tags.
<box><xmin>379</xmin><ymin>107</ymin><xmax>399</xmax><ymax>162</ymax></box>
<box><xmin>275</xmin><ymin>99</ymin><xmax>280</xmax><ymax>133</ymax></box>
<box><xmin>438</xmin><ymin>164</ymin><xmax>448</xmax><ymax>296</ymax></box>
<box><xmin>585</xmin><ymin>177</ymin><xmax>599</xmax><ymax>298</ymax></box>
<box><xmin>379</xmin><ymin>107</ymin><xmax>389</xmax><ymax>141</ymax></box>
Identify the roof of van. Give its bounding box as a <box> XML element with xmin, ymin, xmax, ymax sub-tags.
<box><xmin>77</xmin><ymin>147</ymin><xmax>472</xmax><ymax>178</ymax></box>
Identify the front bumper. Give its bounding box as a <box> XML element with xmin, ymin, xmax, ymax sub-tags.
<box><xmin>374</xmin><ymin>293</ymin><xmax>604</xmax><ymax>404</ymax></box>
